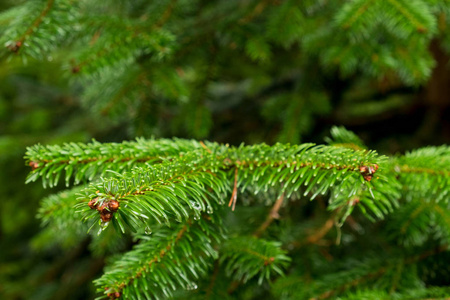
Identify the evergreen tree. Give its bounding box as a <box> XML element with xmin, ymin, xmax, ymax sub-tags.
<box><xmin>1</xmin><ymin>0</ymin><xmax>450</xmax><ymax>299</ymax></box>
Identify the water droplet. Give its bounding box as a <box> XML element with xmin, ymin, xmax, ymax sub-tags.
<box><xmin>206</xmin><ymin>206</ymin><xmax>213</xmax><ymax>214</ymax></box>
<box><xmin>186</xmin><ymin>283</ymin><xmax>198</xmax><ymax>290</ymax></box>
<box><xmin>98</xmin><ymin>222</ymin><xmax>109</xmax><ymax>235</ymax></box>
<box><xmin>193</xmin><ymin>214</ymin><xmax>200</xmax><ymax>220</ymax></box>
<box><xmin>145</xmin><ymin>226</ymin><xmax>152</xmax><ymax>235</ymax></box>
<box><xmin>190</xmin><ymin>201</ymin><xmax>202</xmax><ymax>210</ymax></box>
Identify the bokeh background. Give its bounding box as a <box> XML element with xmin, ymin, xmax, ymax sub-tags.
<box><xmin>1</xmin><ymin>0</ymin><xmax>450</xmax><ymax>299</ymax></box>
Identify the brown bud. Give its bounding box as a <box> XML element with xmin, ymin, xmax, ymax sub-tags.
<box><xmin>114</xmin><ymin>292</ymin><xmax>121</xmax><ymax>298</ymax></box>
<box><xmin>264</xmin><ymin>257</ymin><xmax>275</xmax><ymax>265</ymax></box>
<box><xmin>349</xmin><ymin>198</ymin><xmax>360</xmax><ymax>206</ymax></box>
<box><xmin>363</xmin><ymin>174</ymin><xmax>373</xmax><ymax>181</ymax></box>
<box><xmin>88</xmin><ymin>197</ymin><xmax>99</xmax><ymax>209</ymax></box>
<box><xmin>417</xmin><ymin>26</ymin><xmax>426</xmax><ymax>33</ymax></box>
<box><xmin>100</xmin><ymin>212</ymin><xmax>113</xmax><ymax>222</ymax></box>
<box><xmin>72</xmin><ymin>65</ymin><xmax>80</xmax><ymax>73</ymax></box>
<box><xmin>8</xmin><ymin>41</ymin><xmax>22</xmax><ymax>53</ymax></box>
<box><xmin>29</xmin><ymin>161</ymin><xmax>39</xmax><ymax>170</ymax></box>
<box><xmin>108</xmin><ymin>200</ymin><xmax>119</xmax><ymax>212</ymax></box>
<box><xmin>97</xmin><ymin>202</ymin><xmax>109</xmax><ymax>213</ymax></box>
<box><xmin>360</xmin><ymin>164</ymin><xmax>378</xmax><ymax>181</ymax></box>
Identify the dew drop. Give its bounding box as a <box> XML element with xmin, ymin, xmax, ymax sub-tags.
<box><xmin>145</xmin><ymin>226</ymin><xmax>152</xmax><ymax>235</ymax></box>
<box><xmin>98</xmin><ymin>222</ymin><xmax>109</xmax><ymax>235</ymax></box>
<box><xmin>190</xmin><ymin>201</ymin><xmax>202</xmax><ymax>211</ymax></box>
<box><xmin>206</xmin><ymin>206</ymin><xmax>213</xmax><ymax>214</ymax></box>
<box><xmin>186</xmin><ymin>283</ymin><xmax>198</xmax><ymax>290</ymax></box>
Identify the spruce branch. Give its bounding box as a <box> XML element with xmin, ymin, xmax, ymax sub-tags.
<box><xmin>38</xmin><ymin>186</ymin><xmax>85</xmax><ymax>228</ymax></box>
<box><xmin>337</xmin><ymin>0</ymin><xmax>375</xmax><ymax>30</ymax></box>
<box><xmin>384</xmin><ymin>0</ymin><xmax>436</xmax><ymax>34</ymax></box>
<box><xmin>73</xmin><ymin>141</ymin><xmax>385</xmax><ymax>231</ymax></box>
<box><xmin>78</xmin><ymin>149</ymin><xmax>229</xmax><ymax>232</ymax></box>
<box><xmin>70</xmin><ymin>27</ymin><xmax>174</xmax><ymax>76</ymax></box>
<box><xmin>272</xmin><ymin>245</ymin><xmax>448</xmax><ymax>299</ymax></box>
<box><xmin>386</xmin><ymin>199</ymin><xmax>450</xmax><ymax>247</ymax></box>
<box><xmin>220</xmin><ymin>236</ymin><xmax>291</xmax><ymax>286</ymax></box>
<box><xmin>25</xmin><ymin>138</ymin><xmax>208</xmax><ymax>187</ymax></box>
<box><xmin>1</xmin><ymin>0</ymin><xmax>77</xmax><ymax>57</ymax></box>
<box><xmin>325</xmin><ymin>126</ymin><xmax>367</xmax><ymax>150</ymax></box>
<box><xmin>16</xmin><ymin>0</ymin><xmax>55</xmax><ymax>44</ymax></box>
<box><xmin>313</xmin><ymin>245</ymin><xmax>449</xmax><ymax>299</ymax></box>
<box><xmin>394</xmin><ymin>145</ymin><xmax>450</xmax><ymax>202</ymax></box>
<box><xmin>95</xmin><ymin>216</ymin><xmax>223</xmax><ymax>299</ymax></box>
<box><xmin>27</xmin><ymin>139</ymin><xmax>390</xmax><ymax>232</ymax></box>
<box><xmin>34</xmin><ymin>186</ymin><xmax>128</xmax><ymax>255</ymax></box>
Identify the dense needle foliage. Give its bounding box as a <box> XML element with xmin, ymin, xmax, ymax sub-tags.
<box><xmin>0</xmin><ymin>0</ymin><xmax>450</xmax><ymax>299</ymax></box>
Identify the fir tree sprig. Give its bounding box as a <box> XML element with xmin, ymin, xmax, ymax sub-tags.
<box><xmin>69</xmin><ymin>140</ymin><xmax>384</xmax><ymax>232</ymax></box>
<box><xmin>94</xmin><ymin>216</ymin><xmax>223</xmax><ymax>300</ymax></box>
<box><xmin>394</xmin><ymin>145</ymin><xmax>450</xmax><ymax>202</ymax></box>
<box><xmin>32</xmin><ymin>186</ymin><xmax>129</xmax><ymax>257</ymax></box>
<box><xmin>0</xmin><ymin>0</ymin><xmax>77</xmax><ymax>58</ymax></box>
<box><xmin>24</xmin><ymin>138</ymin><xmax>209</xmax><ymax>187</ymax></box>
<box><xmin>22</xmin><ymin>131</ymin><xmax>450</xmax><ymax>299</ymax></box>
<box><xmin>77</xmin><ymin>150</ymin><xmax>229</xmax><ymax>232</ymax></box>
<box><xmin>271</xmin><ymin>245</ymin><xmax>448</xmax><ymax>299</ymax></box>
<box><xmin>386</xmin><ymin>199</ymin><xmax>450</xmax><ymax>247</ymax></box>
<box><xmin>220</xmin><ymin>236</ymin><xmax>291</xmax><ymax>285</ymax></box>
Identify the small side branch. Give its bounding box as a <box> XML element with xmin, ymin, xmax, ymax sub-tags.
<box><xmin>200</xmin><ymin>141</ymin><xmax>212</xmax><ymax>153</ymax></box>
<box><xmin>228</xmin><ymin>168</ymin><xmax>238</xmax><ymax>211</ymax></box>
<box><xmin>254</xmin><ymin>193</ymin><xmax>285</xmax><ymax>237</ymax></box>
<box><xmin>154</xmin><ymin>0</ymin><xmax>177</xmax><ymax>28</ymax></box>
<box><xmin>16</xmin><ymin>0</ymin><xmax>55</xmax><ymax>47</ymax></box>
<box><xmin>314</xmin><ymin>244</ymin><xmax>449</xmax><ymax>299</ymax></box>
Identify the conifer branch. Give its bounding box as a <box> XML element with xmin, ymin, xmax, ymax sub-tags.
<box><xmin>315</xmin><ymin>244</ymin><xmax>449</xmax><ymax>299</ymax></box>
<box><xmin>25</xmin><ymin>138</ymin><xmax>207</xmax><ymax>187</ymax></box>
<box><xmin>99</xmin><ymin>70</ymin><xmax>146</xmax><ymax>116</ymax></box>
<box><xmin>95</xmin><ymin>217</ymin><xmax>222</xmax><ymax>299</ymax></box>
<box><xmin>340</xmin><ymin>0</ymin><xmax>375</xmax><ymax>29</ymax></box>
<box><xmin>72</xmin><ymin>141</ymin><xmax>386</xmax><ymax>230</ymax></box>
<box><xmin>385</xmin><ymin>0</ymin><xmax>429</xmax><ymax>33</ymax></box>
<box><xmin>26</xmin><ymin>139</ymin><xmax>391</xmax><ymax>231</ymax></box>
<box><xmin>1</xmin><ymin>0</ymin><xmax>76</xmax><ymax>56</ymax></box>
<box><xmin>17</xmin><ymin>0</ymin><xmax>55</xmax><ymax>46</ymax></box>
<box><xmin>387</xmin><ymin>199</ymin><xmax>450</xmax><ymax>247</ymax></box>
<box><xmin>220</xmin><ymin>236</ymin><xmax>291</xmax><ymax>285</ymax></box>
<box><xmin>273</xmin><ymin>244</ymin><xmax>448</xmax><ymax>300</ymax></box>
<box><xmin>38</xmin><ymin>186</ymin><xmax>84</xmax><ymax>223</ymax></box>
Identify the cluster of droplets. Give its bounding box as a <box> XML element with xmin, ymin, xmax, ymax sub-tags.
<box><xmin>186</xmin><ymin>283</ymin><xmax>198</xmax><ymax>290</ymax></box>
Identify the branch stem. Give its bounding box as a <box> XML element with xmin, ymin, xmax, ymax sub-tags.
<box><xmin>254</xmin><ymin>193</ymin><xmax>285</xmax><ymax>237</ymax></box>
